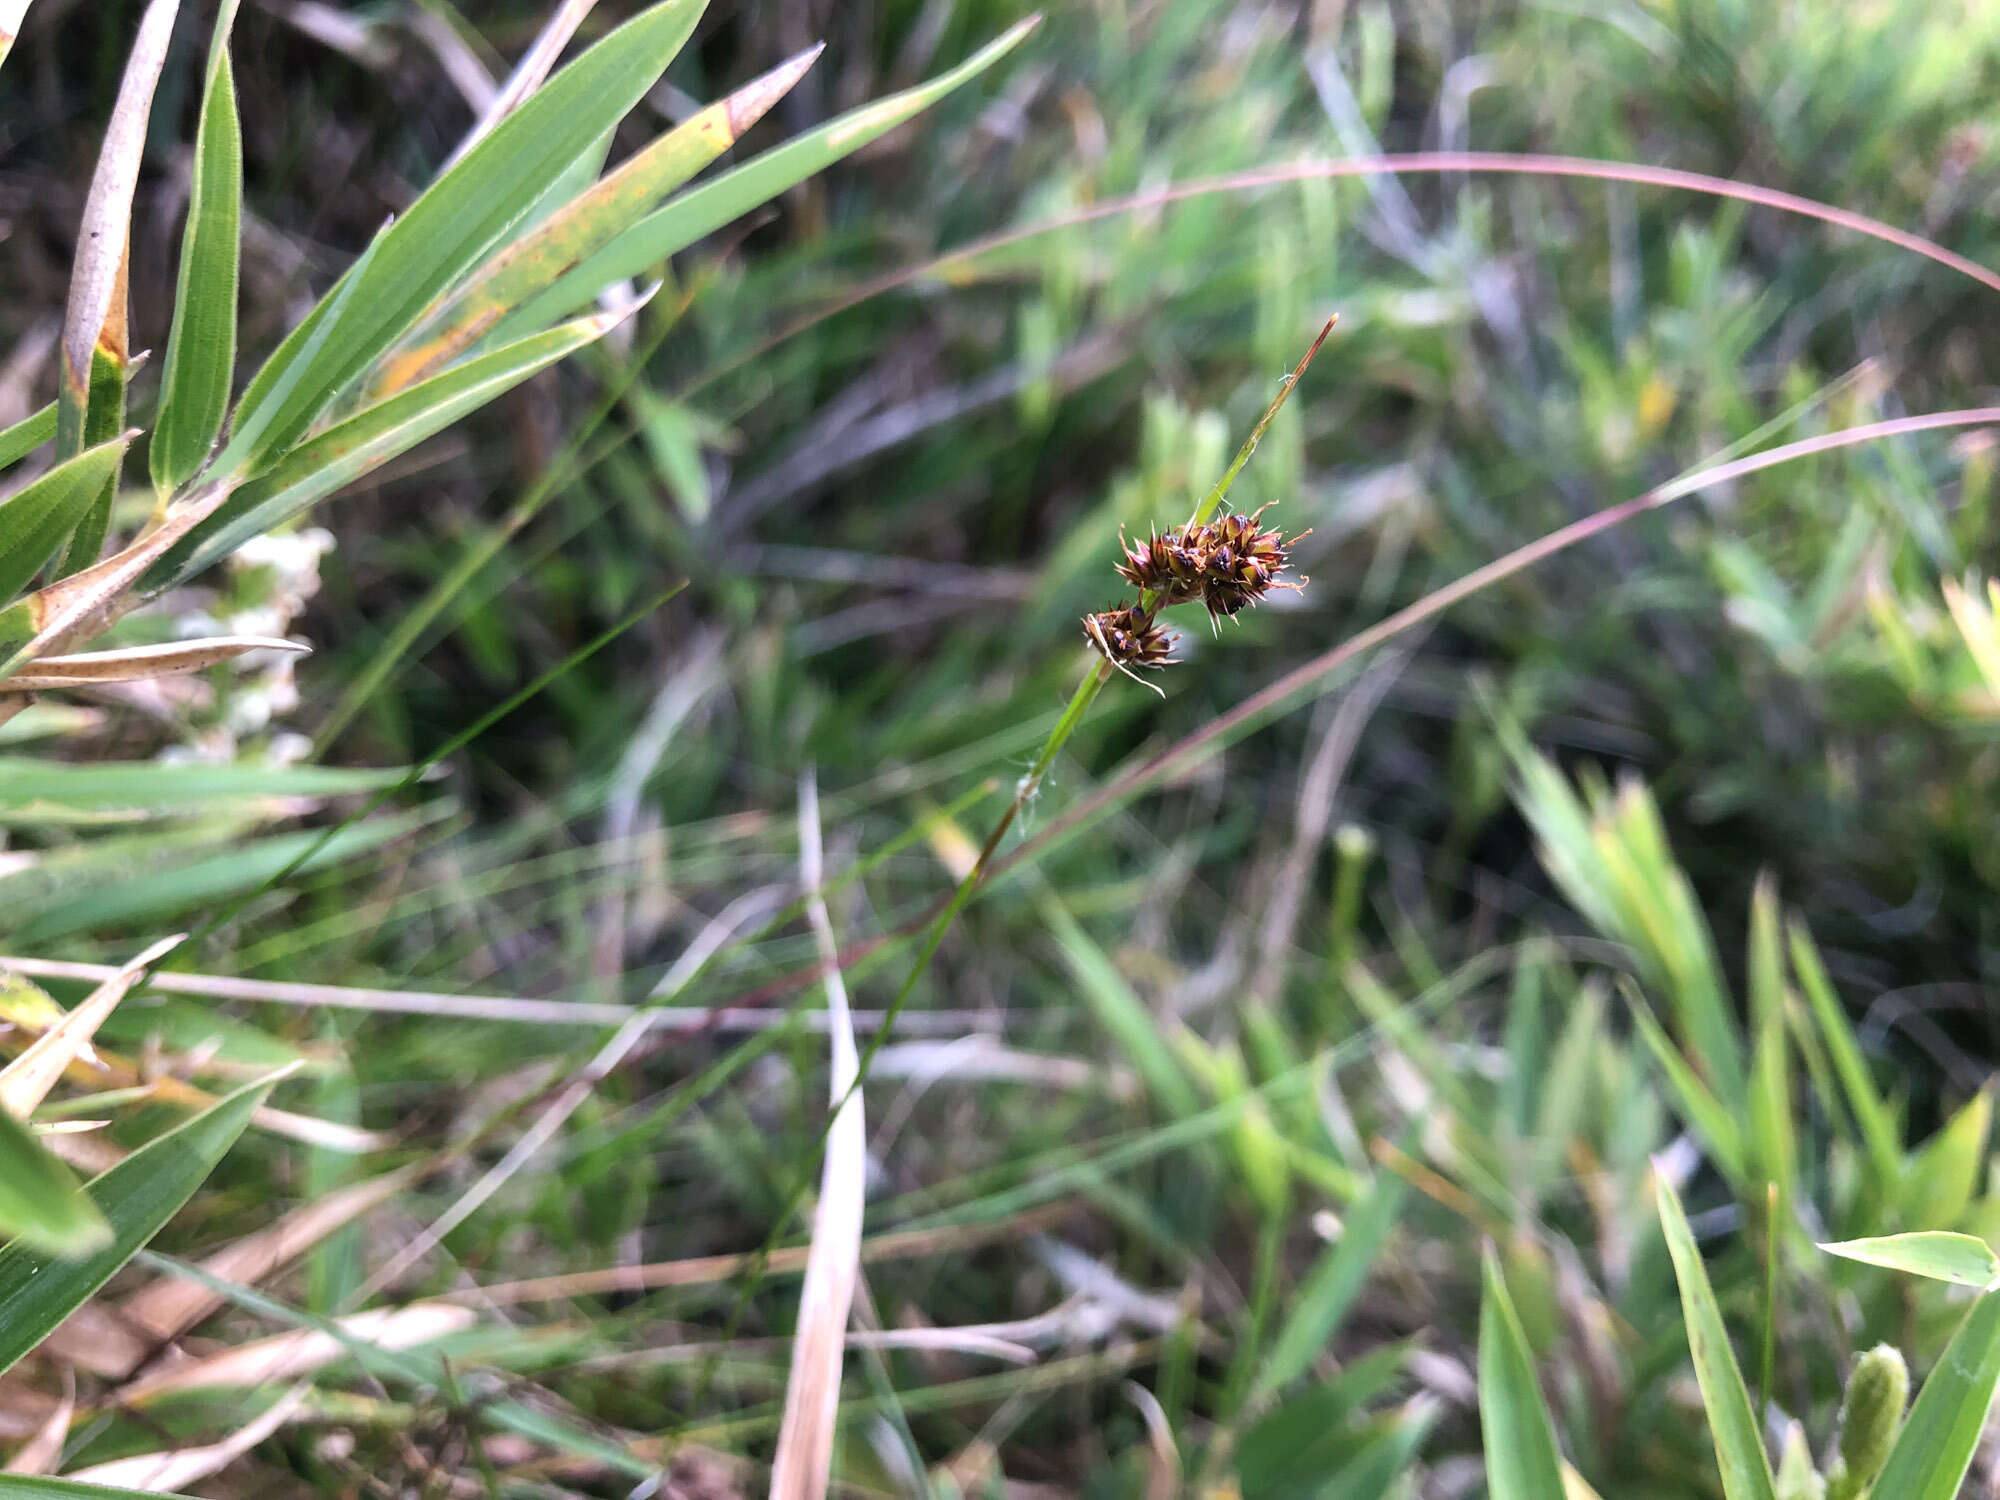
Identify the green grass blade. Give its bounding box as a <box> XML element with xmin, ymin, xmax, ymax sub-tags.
<box><xmin>1819</xmin><ymin>1232</ymin><xmax>2000</xmax><ymax>1288</ymax></box>
<box><xmin>1865</xmin><ymin>1290</ymin><xmax>2000</xmax><ymax>1500</ymax></box>
<box><xmin>1626</xmin><ymin>985</ymin><xmax>1749</xmax><ymax>1185</ymax></box>
<box><xmin>1902</xmin><ymin>1090</ymin><xmax>1990</xmax><ymax>1228</ymax></box>
<box><xmin>0</xmin><ymin>404</ymin><xmax>54</xmax><ymax>472</ymax></box>
<box><xmin>1479</xmin><ymin>1248</ymin><xmax>1568</xmax><ymax>1500</ymax></box>
<box><xmin>0</xmin><ymin>1070</ymin><xmax>276</xmax><ymax>1377</ymax></box>
<box><xmin>0</xmin><ymin>1104</ymin><xmax>109</xmax><ymax>1255</ymax></box>
<box><xmin>1042</xmin><ymin>892</ymin><xmax>1199</xmax><ymax>1120</ymax></box>
<box><xmin>505</xmin><ymin>15</ymin><xmax>1041</xmax><ymax>337</ymax></box>
<box><xmin>221</xmin><ymin>0</ymin><xmax>704</xmax><ymax>471</ymax></box>
<box><xmin>0</xmin><ymin>435</ymin><xmax>131</xmax><ymax>605</ymax></box>
<box><xmin>1786</xmin><ymin>920</ymin><xmax>1899</xmax><ymax>1184</ymax></box>
<box><xmin>1655</xmin><ymin>1171</ymin><xmax>1779</xmax><ymax>1500</ymax></box>
<box><xmin>1255</xmin><ymin>1159</ymin><xmax>1408</xmax><ymax>1398</ymax></box>
<box><xmin>54</xmin><ymin>342</ymin><xmax>130</xmax><ymax>575</ymax></box>
<box><xmin>0</xmin><ymin>1480</ymin><xmax>186</xmax><ymax>1500</ymax></box>
<box><xmin>155</xmin><ymin>311</ymin><xmax>624</xmax><ymax>590</ymax></box>
<box><xmin>149</xmin><ymin>0</ymin><xmax>242</xmax><ymax>497</ymax></box>
<box><xmin>369</xmin><ymin>45</ymin><xmax>821</xmax><ymax>398</ymax></box>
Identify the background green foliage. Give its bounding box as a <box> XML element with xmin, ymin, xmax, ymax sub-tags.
<box><xmin>3</xmin><ymin>0</ymin><xmax>2000</xmax><ymax>1492</ymax></box>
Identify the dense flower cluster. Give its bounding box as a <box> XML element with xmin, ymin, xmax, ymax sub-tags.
<box><xmin>1085</xmin><ymin>504</ymin><xmax>1307</xmax><ymax>688</ymax></box>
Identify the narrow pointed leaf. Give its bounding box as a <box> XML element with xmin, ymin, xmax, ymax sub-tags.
<box><xmin>58</xmin><ymin>0</ymin><xmax>176</xmax><ymax>455</ymax></box>
<box><xmin>1818</xmin><ymin>1232</ymin><xmax>2000</xmax><ymax>1289</ymax></box>
<box><xmin>507</xmin><ymin>15</ymin><xmax>1041</xmax><ymax>336</ymax></box>
<box><xmin>0</xmin><ymin>404</ymin><xmax>54</xmax><ymax>472</ymax></box>
<box><xmin>0</xmin><ymin>1070</ymin><xmax>279</xmax><ymax>1377</ymax></box>
<box><xmin>0</xmin><ymin>933</ymin><xmax>182</xmax><ymax>1116</ymax></box>
<box><xmin>1655</xmin><ymin>1171</ymin><xmax>1778</xmax><ymax>1500</ymax></box>
<box><xmin>56</xmin><ymin>338</ymin><xmax>131</xmax><ymax>575</ymax></box>
<box><xmin>1902</xmin><ymin>1089</ymin><xmax>1990</xmax><ymax>1229</ymax></box>
<box><xmin>1256</xmin><ymin>1159</ymin><xmax>1408</xmax><ymax>1397</ymax></box>
<box><xmin>370</xmin><ymin>44</ymin><xmax>821</xmax><ymax>398</ymax></box>
<box><xmin>160</xmin><ymin>309</ymin><xmax>628</xmax><ymax>590</ymax></box>
<box><xmin>223</xmin><ymin>0</ymin><xmax>704</xmax><ymax>470</ymax></box>
<box><xmin>0</xmin><ymin>1105</ymin><xmax>108</xmax><ymax>1256</ymax></box>
<box><xmin>0</xmin><ymin>1480</ymin><xmax>178</xmax><ymax>1500</ymax></box>
<box><xmin>0</xmin><ymin>437</ymin><xmax>131</xmax><ymax>606</ymax></box>
<box><xmin>1480</xmin><ymin>1250</ymin><xmax>1568</xmax><ymax>1500</ymax></box>
<box><xmin>1787</xmin><ymin>920</ymin><xmax>1899</xmax><ymax>1184</ymax></box>
<box><xmin>1626</xmin><ymin>987</ymin><xmax>1749</xmax><ymax>1184</ymax></box>
<box><xmin>150</xmin><ymin>0</ymin><xmax>243</xmax><ymax>495</ymax></box>
<box><xmin>0</xmin><ymin>636</ymin><xmax>304</xmax><ymax>691</ymax></box>
<box><xmin>1866</xmin><ymin>1289</ymin><xmax>2000</xmax><ymax>1500</ymax></box>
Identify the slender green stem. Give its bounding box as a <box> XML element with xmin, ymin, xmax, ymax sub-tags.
<box><xmin>1186</xmin><ymin>315</ymin><xmax>1334</xmax><ymax>528</ymax></box>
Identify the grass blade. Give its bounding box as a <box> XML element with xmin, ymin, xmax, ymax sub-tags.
<box><xmin>56</xmin><ymin>0</ymin><xmax>175</xmax><ymax>458</ymax></box>
<box><xmin>149</xmin><ymin>0</ymin><xmax>242</xmax><ymax>497</ymax></box>
<box><xmin>1786</xmin><ymin>919</ymin><xmax>1899</xmax><ymax>1185</ymax></box>
<box><xmin>1255</xmin><ymin>1156</ymin><xmax>1408</xmax><ymax>1398</ymax></box>
<box><xmin>0</xmin><ymin>437</ymin><xmax>130</xmax><ymax>606</ymax></box>
<box><xmin>506</xmin><ymin>15</ymin><xmax>1042</xmax><ymax>336</ymax></box>
<box><xmin>1819</xmin><ymin>1232</ymin><xmax>2000</xmax><ymax>1288</ymax></box>
<box><xmin>157</xmin><ymin>308</ymin><xmax>630</xmax><ymax>590</ymax></box>
<box><xmin>0</xmin><ymin>404</ymin><xmax>53</xmax><ymax>472</ymax></box>
<box><xmin>222</xmin><ymin>0</ymin><xmax>704</xmax><ymax>470</ymax></box>
<box><xmin>1479</xmin><ymin>1249</ymin><xmax>1568</xmax><ymax>1500</ymax></box>
<box><xmin>1654</xmin><ymin>1170</ymin><xmax>1778</xmax><ymax>1500</ymax></box>
<box><xmin>1865</xmin><ymin>1290</ymin><xmax>2000</xmax><ymax>1500</ymax></box>
<box><xmin>370</xmin><ymin>44</ymin><xmax>822</xmax><ymax>398</ymax></box>
<box><xmin>0</xmin><ymin>1106</ymin><xmax>107</xmax><ymax>1256</ymax></box>
<box><xmin>0</xmin><ymin>1069</ymin><xmax>281</xmax><ymax>1377</ymax></box>
<box><xmin>0</xmin><ymin>933</ymin><xmax>181</xmax><ymax>1116</ymax></box>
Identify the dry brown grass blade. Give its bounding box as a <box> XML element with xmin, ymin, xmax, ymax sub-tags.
<box><xmin>117</xmin><ymin>1306</ymin><xmax>474</xmax><ymax>1403</ymax></box>
<box><xmin>4</xmin><ymin>1369</ymin><xmax>72</xmax><ymax>1475</ymax></box>
<box><xmin>444</xmin><ymin>1204</ymin><xmax>1072</xmax><ymax>1306</ymax></box>
<box><xmin>448</xmin><ymin>0</ymin><xmax>600</xmax><ymax>164</ymax></box>
<box><xmin>58</xmin><ymin>0</ymin><xmax>175</xmax><ymax>430</ymax></box>
<box><xmin>0</xmin><ymin>932</ymin><xmax>183</xmax><ymax>1117</ymax></box>
<box><xmin>118</xmin><ymin>1163</ymin><xmax>427</xmax><ymax>1346</ymax></box>
<box><xmin>67</xmin><ymin>1382</ymin><xmax>309</xmax><ymax>1490</ymax></box>
<box><xmin>0</xmin><ymin>636</ymin><xmax>306</xmax><ymax>690</ymax></box>
<box><xmin>769</xmin><ymin>770</ymin><xmax>867</xmax><ymax>1500</ymax></box>
<box><xmin>0</xmin><ymin>476</ymin><xmax>239</xmax><ymax>679</ymax></box>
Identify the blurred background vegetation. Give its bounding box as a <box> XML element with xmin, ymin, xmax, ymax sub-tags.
<box><xmin>4</xmin><ymin>0</ymin><xmax>2000</xmax><ymax>1493</ymax></box>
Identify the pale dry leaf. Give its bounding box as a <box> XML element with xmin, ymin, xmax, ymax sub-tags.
<box><xmin>3</xmin><ymin>1368</ymin><xmax>72</xmax><ymax>1475</ymax></box>
<box><xmin>120</xmin><ymin>1162</ymin><xmax>425</xmax><ymax>1342</ymax></box>
<box><xmin>770</xmin><ymin>770</ymin><xmax>866</xmax><ymax>1500</ymax></box>
<box><xmin>66</xmin><ymin>1383</ymin><xmax>309</xmax><ymax>1491</ymax></box>
<box><xmin>1</xmin><ymin>636</ymin><xmax>306</xmax><ymax>690</ymax></box>
<box><xmin>0</xmin><ymin>932</ymin><xmax>184</xmax><ymax>1117</ymax></box>
<box><xmin>118</xmin><ymin>1305</ymin><xmax>474</xmax><ymax>1402</ymax></box>
<box><xmin>60</xmin><ymin>0</ymin><xmax>177</xmax><ymax>406</ymax></box>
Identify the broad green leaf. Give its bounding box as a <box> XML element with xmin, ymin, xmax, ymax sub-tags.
<box><xmin>149</xmin><ymin>0</ymin><xmax>243</xmax><ymax>496</ymax></box>
<box><xmin>1479</xmin><ymin>1249</ymin><xmax>1568</xmax><ymax>1500</ymax></box>
<box><xmin>1903</xmin><ymin>1090</ymin><xmax>1990</xmax><ymax>1229</ymax></box>
<box><xmin>368</xmin><ymin>44</ymin><xmax>821</xmax><ymax>399</ymax></box>
<box><xmin>1866</xmin><ymin>1290</ymin><xmax>2000</xmax><ymax>1500</ymax></box>
<box><xmin>0</xmin><ymin>403</ymin><xmax>54</xmax><ymax>471</ymax></box>
<box><xmin>0</xmin><ymin>1102</ymin><xmax>108</xmax><ymax>1255</ymax></box>
<box><xmin>222</xmin><ymin>0</ymin><xmax>704</xmax><ymax>471</ymax></box>
<box><xmin>1818</xmin><ymin>1232</ymin><xmax>2000</xmax><ymax>1288</ymax></box>
<box><xmin>1256</xmin><ymin>1161</ymin><xmax>1408</xmax><ymax>1397</ymax></box>
<box><xmin>1655</xmin><ymin>1172</ymin><xmax>1778</xmax><ymax>1500</ymax></box>
<box><xmin>157</xmin><ymin>310</ymin><xmax>625</xmax><ymax>590</ymax></box>
<box><xmin>1787</xmin><ymin>920</ymin><xmax>1899</xmax><ymax>1184</ymax></box>
<box><xmin>0</xmin><ymin>436</ymin><xmax>130</xmax><ymax>605</ymax></box>
<box><xmin>506</xmin><ymin>16</ymin><xmax>1041</xmax><ymax>337</ymax></box>
<box><xmin>0</xmin><ymin>1070</ymin><xmax>275</xmax><ymax>1377</ymax></box>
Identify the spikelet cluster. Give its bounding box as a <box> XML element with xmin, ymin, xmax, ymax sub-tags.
<box><xmin>1085</xmin><ymin>503</ymin><xmax>1309</xmax><ymax>690</ymax></box>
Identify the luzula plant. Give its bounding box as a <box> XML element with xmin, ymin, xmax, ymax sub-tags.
<box><xmin>0</xmin><ymin>0</ymin><xmax>1034</xmax><ymax>1260</ymax></box>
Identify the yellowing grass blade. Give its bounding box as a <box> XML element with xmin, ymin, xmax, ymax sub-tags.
<box><xmin>369</xmin><ymin>44</ymin><xmax>823</xmax><ymax>399</ymax></box>
<box><xmin>118</xmin><ymin>1304</ymin><xmax>474</xmax><ymax>1401</ymax></box>
<box><xmin>0</xmin><ymin>932</ymin><xmax>183</xmax><ymax>1117</ymax></box>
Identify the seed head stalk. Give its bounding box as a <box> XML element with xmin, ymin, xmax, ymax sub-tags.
<box><xmin>847</xmin><ymin>318</ymin><xmax>1336</xmax><ymax>1093</ymax></box>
